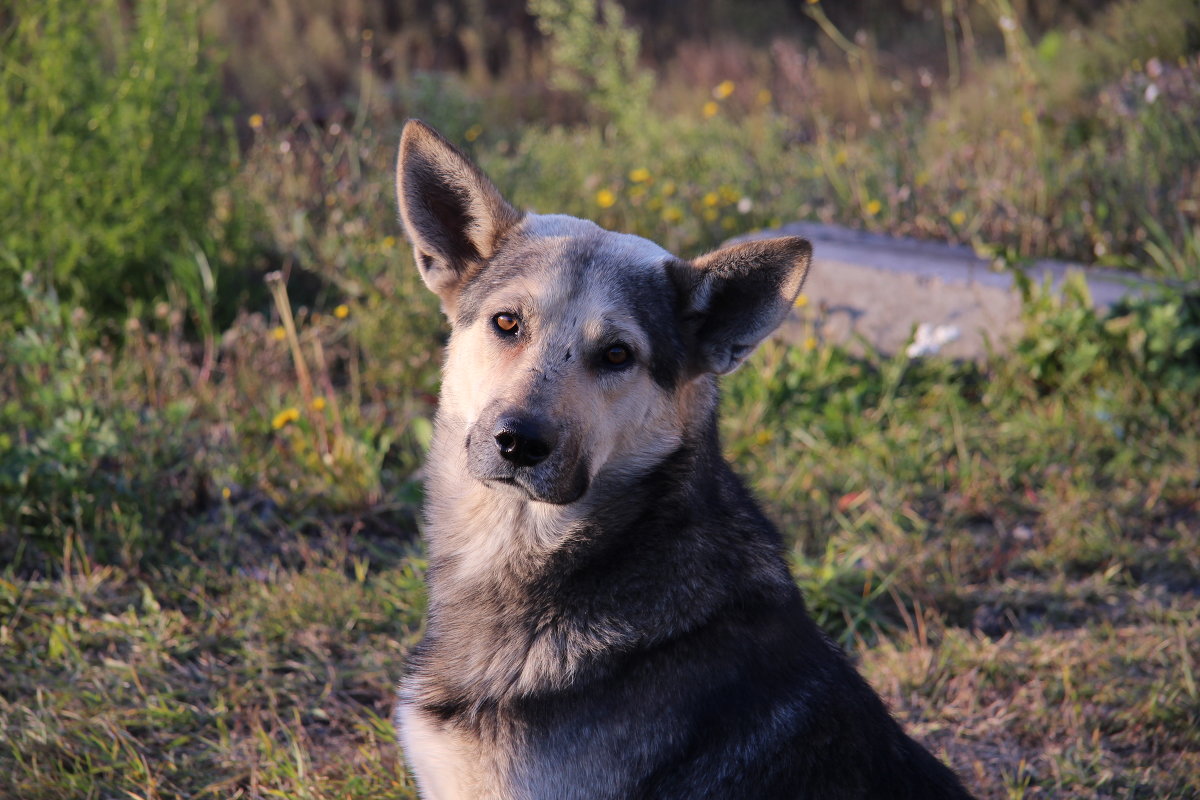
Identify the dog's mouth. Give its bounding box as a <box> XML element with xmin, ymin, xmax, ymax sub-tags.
<box><xmin>482</xmin><ymin>471</ymin><xmax>587</xmax><ymax>506</ymax></box>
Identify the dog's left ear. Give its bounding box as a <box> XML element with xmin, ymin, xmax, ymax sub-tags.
<box><xmin>671</xmin><ymin>237</ymin><xmax>812</xmax><ymax>375</ymax></box>
<box><xmin>396</xmin><ymin>119</ymin><xmax>523</xmax><ymax>311</ymax></box>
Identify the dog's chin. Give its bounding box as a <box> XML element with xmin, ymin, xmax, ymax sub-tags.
<box><xmin>483</xmin><ymin>475</ymin><xmax>587</xmax><ymax>506</ymax></box>
<box><xmin>482</xmin><ymin>474</ymin><xmax>585</xmax><ymax>506</ymax></box>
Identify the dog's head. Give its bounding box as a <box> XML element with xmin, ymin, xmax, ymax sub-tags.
<box><xmin>396</xmin><ymin>120</ymin><xmax>811</xmax><ymax>506</ymax></box>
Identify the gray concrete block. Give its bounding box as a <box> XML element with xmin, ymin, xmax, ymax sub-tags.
<box><xmin>727</xmin><ymin>222</ymin><xmax>1160</xmax><ymax>359</ymax></box>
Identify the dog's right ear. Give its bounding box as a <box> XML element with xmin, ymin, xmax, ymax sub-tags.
<box><xmin>671</xmin><ymin>236</ymin><xmax>812</xmax><ymax>376</ymax></box>
<box><xmin>396</xmin><ymin>120</ymin><xmax>523</xmax><ymax>311</ymax></box>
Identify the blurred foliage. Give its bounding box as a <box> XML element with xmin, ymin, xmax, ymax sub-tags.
<box><xmin>0</xmin><ymin>280</ymin><xmax>194</xmax><ymax>573</ymax></box>
<box><xmin>0</xmin><ymin>0</ymin><xmax>252</xmax><ymax>323</ymax></box>
<box><xmin>1013</xmin><ymin>271</ymin><xmax>1200</xmax><ymax>394</ymax></box>
<box><xmin>528</xmin><ymin>0</ymin><xmax>653</xmax><ymax>132</ymax></box>
<box><xmin>2</xmin><ymin>0</ymin><xmax>1196</xmax><ymax>574</ymax></box>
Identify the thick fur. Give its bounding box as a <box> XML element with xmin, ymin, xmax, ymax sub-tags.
<box><xmin>394</xmin><ymin>119</ymin><xmax>975</xmax><ymax>800</ymax></box>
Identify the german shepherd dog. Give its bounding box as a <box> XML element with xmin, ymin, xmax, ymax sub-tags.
<box><xmin>393</xmin><ymin>119</ymin><xmax>975</xmax><ymax>800</ymax></box>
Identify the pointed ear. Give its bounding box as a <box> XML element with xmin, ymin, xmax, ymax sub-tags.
<box><xmin>395</xmin><ymin>120</ymin><xmax>523</xmax><ymax>310</ymax></box>
<box><xmin>671</xmin><ymin>237</ymin><xmax>812</xmax><ymax>375</ymax></box>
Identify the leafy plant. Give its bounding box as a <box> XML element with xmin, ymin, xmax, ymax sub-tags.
<box><xmin>527</xmin><ymin>0</ymin><xmax>653</xmax><ymax>134</ymax></box>
<box><xmin>0</xmin><ymin>280</ymin><xmax>170</xmax><ymax>571</ymax></box>
<box><xmin>1013</xmin><ymin>269</ymin><xmax>1200</xmax><ymax>394</ymax></box>
<box><xmin>0</xmin><ymin>0</ymin><xmax>237</xmax><ymax>320</ymax></box>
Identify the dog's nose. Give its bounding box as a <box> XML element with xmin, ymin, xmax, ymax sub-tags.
<box><xmin>494</xmin><ymin>416</ymin><xmax>556</xmax><ymax>467</ymax></box>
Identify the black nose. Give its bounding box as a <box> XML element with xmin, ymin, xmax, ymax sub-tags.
<box><xmin>494</xmin><ymin>416</ymin><xmax>556</xmax><ymax>467</ymax></box>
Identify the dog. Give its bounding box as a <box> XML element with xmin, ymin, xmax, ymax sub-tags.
<box><xmin>392</xmin><ymin>119</ymin><xmax>975</xmax><ymax>800</ymax></box>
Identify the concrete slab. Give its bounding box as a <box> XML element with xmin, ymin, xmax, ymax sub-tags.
<box><xmin>728</xmin><ymin>222</ymin><xmax>1160</xmax><ymax>359</ymax></box>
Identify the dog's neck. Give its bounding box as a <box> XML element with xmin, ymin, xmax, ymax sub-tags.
<box><xmin>411</xmin><ymin>390</ymin><xmax>785</xmax><ymax>708</ymax></box>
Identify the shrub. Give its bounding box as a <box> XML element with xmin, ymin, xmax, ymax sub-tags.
<box><xmin>0</xmin><ymin>280</ymin><xmax>200</xmax><ymax>573</ymax></box>
<box><xmin>528</xmin><ymin>0</ymin><xmax>653</xmax><ymax>134</ymax></box>
<box><xmin>0</xmin><ymin>0</ymin><xmax>237</xmax><ymax>321</ymax></box>
<box><xmin>1012</xmin><ymin>271</ymin><xmax>1200</xmax><ymax>394</ymax></box>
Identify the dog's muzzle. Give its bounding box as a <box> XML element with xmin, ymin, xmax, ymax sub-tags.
<box><xmin>467</xmin><ymin>409</ymin><xmax>588</xmax><ymax>505</ymax></box>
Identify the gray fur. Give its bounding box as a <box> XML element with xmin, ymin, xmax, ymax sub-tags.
<box><xmin>392</xmin><ymin>120</ymin><xmax>975</xmax><ymax>800</ymax></box>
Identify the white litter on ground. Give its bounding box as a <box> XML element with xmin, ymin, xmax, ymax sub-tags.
<box><xmin>906</xmin><ymin>323</ymin><xmax>961</xmax><ymax>358</ymax></box>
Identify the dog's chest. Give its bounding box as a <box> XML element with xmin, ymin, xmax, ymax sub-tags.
<box><xmin>398</xmin><ymin>698</ymin><xmax>643</xmax><ymax>800</ymax></box>
<box><xmin>396</xmin><ymin>699</ymin><xmax>518</xmax><ymax>800</ymax></box>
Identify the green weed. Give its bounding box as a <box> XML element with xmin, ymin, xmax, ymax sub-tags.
<box><xmin>0</xmin><ymin>0</ymin><xmax>247</xmax><ymax>321</ymax></box>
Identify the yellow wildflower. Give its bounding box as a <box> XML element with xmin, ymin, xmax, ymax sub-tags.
<box><xmin>804</xmin><ymin>336</ymin><xmax>818</xmax><ymax>351</ymax></box>
<box><xmin>662</xmin><ymin>206</ymin><xmax>684</xmax><ymax>223</ymax></box>
<box><xmin>271</xmin><ymin>326</ymin><xmax>286</xmax><ymax>341</ymax></box>
<box><xmin>272</xmin><ymin>407</ymin><xmax>300</xmax><ymax>430</ymax></box>
<box><xmin>596</xmin><ymin>189</ymin><xmax>616</xmax><ymax>209</ymax></box>
<box><xmin>756</xmin><ymin>88</ymin><xmax>773</xmax><ymax>106</ymax></box>
<box><xmin>660</xmin><ymin>180</ymin><xmax>677</xmax><ymax>197</ymax></box>
<box><xmin>703</xmin><ymin>191</ymin><xmax>720</xmax><ymax>208</ymax></box>
<box><xmin>713</xmin><ymin>80</ymin><xmax>735</xmax><ymax>100</ymax></box>
<box><xmin>221</xmin><ymin>486</ymin><xmax>232</xmax><ymax>500</ymax></box>
<box><xmin>755</xmin><ymin>430</ymin><xmax>772</xmax><ymax>445</ymax></box>
<box><xmin>249</xmin><ymin>113</ymin><xmax>264</xmax><ymax>130</ymax></box>
<box><xmin>334</xmin><ymin>304</ymin><xmax>350</xmax><ymax>319</ymax></box>
<box><xmin>465</xmin><ymin>124</ymin><xmax>483</xmax><ymax>142</ymax></box>
<box><xmin>1021</xmin><ymin>108</ymin><xmax>1035</xmax><ymax>126</ymax></box>
<box><xmin>794</xmin><ymin>294</ymin><xmax>809</xmax><ymax>309</ymax></box>
<box><xmin>382</xmin><ymin>235</ymin><xmax>396</xmax><ymax>248</ymax></box>
<box><xmin>702</xmin><ymin>101</ymin><xmax>719</xmax><ymax>118</ymax></box>
<box><xmin>865</xmin><ymin>199</ymin><xmax>882</xmax><ymax>216</ymax></box>
<box><xmin>628</xmin><ymin>167</ymin><xmax>651</xmax><ymax>183</ymax></box>
<box><xmin>950</xmin><ymin>210</ymin><xmax>967</xmax><ymax>226</ymax></box>
<box><xmin>833</xmin><ymin>149</ymin><xmax>848</xmax><ymax>166</ymax></box>
<box><xmin>915</xmin><ymin>170</ymin><xmax>931</xmax><ymax>188</ymax></box>
<box><xmin>703</xmin><ymin>208</ymin><xmax>719</xmax><ymax>223</ymax></box>
<box><xmin>311</xmin><ymin>397</ymin><xmax>327</xmax><ymax>412</ymax></box>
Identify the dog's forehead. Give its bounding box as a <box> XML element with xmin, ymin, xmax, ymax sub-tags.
<box><xmin>523</xmin><ymin>214</ymin><xmax>672</xmax><ymax>267</ymax></box>
<box><xmin>458</xmin><ymin>213</ymin><xmax>677</xmax><ymax>320</ymax></box>
<box><xmin>518</xmin><ymin>214</ymin><xmax>673</xmax><ymax>300</ymax></box>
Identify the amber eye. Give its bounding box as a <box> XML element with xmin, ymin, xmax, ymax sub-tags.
<box><xmin>604</xmin><ymin>345</ymin><xmax>630</xmax><ymax>366</ymax></box>
<box><xmin>494</xmin><ymin>313</ymin><xmax>519</xmax><ymax>334</ymax></box>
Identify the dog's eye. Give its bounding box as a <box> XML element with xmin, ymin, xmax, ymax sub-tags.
<box><xmin>603</xmin><ymin>344</ymin><xmax>631</xmax><ymax>366</ymax></box>
<box><xmin>494</xmin><ymin>313</ymin><xmax>520</xmax><ymax>335</ymax></box>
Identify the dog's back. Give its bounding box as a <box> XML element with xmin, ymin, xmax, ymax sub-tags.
<box><xmin>393</xmin><ymin>119</ymin><xmax>975</xmax><ymax>800</ymax></box>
